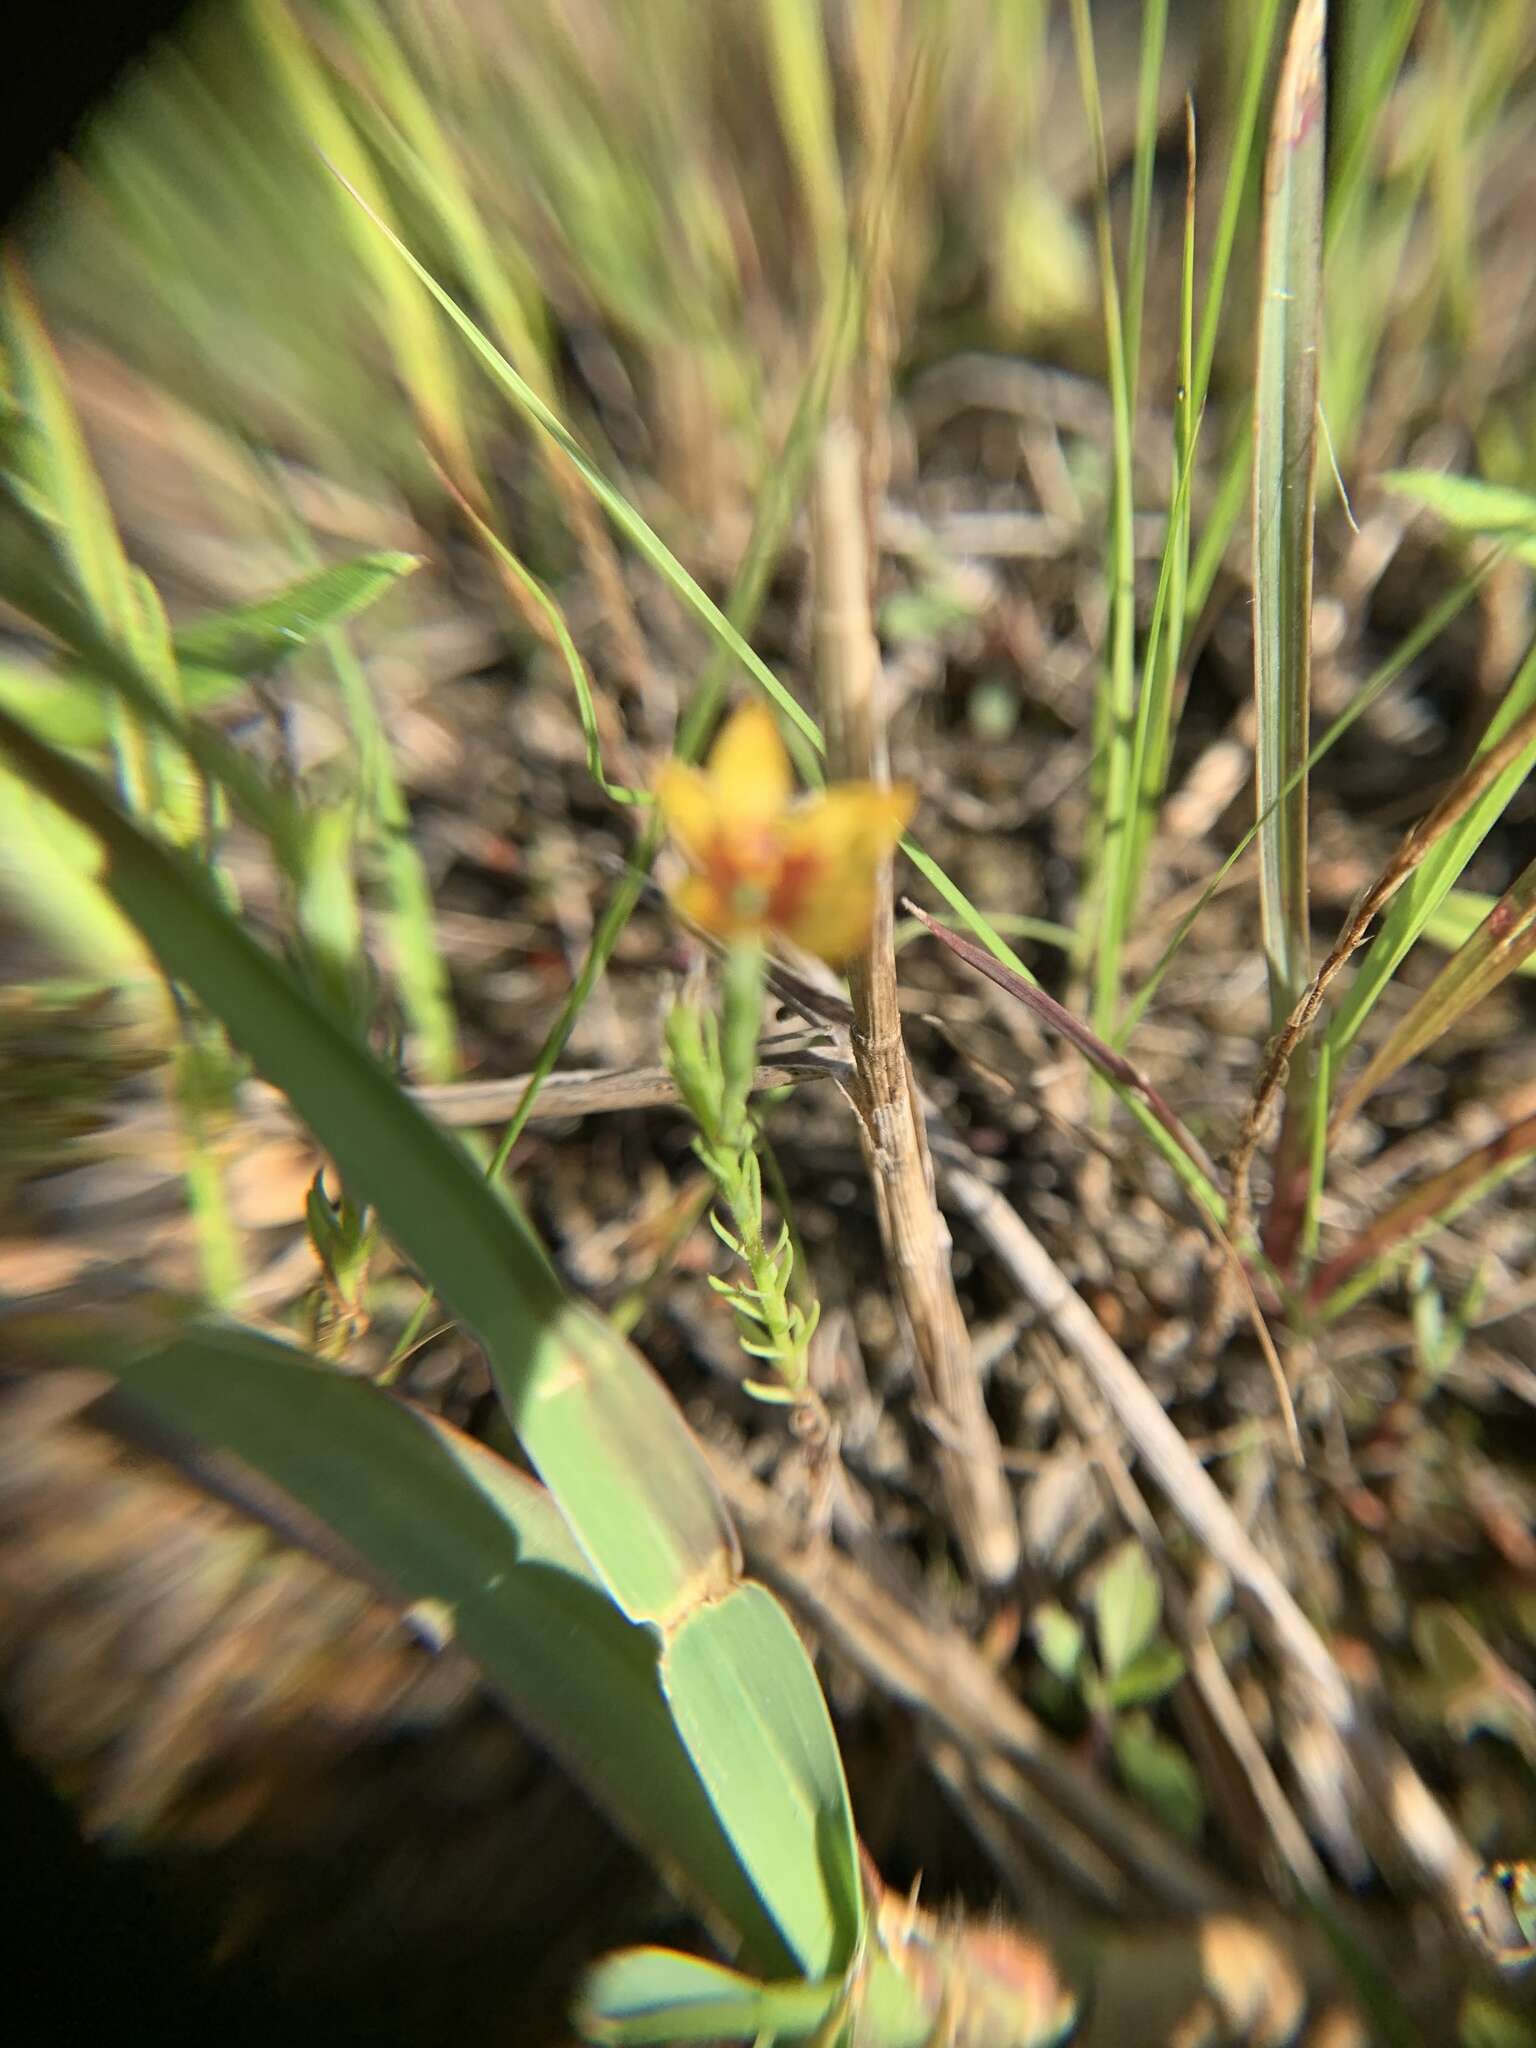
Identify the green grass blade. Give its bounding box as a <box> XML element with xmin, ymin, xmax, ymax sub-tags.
<box><xmin>330</xmin><ymin>178</ymin><xmax>1045</xmax><ymax>995</ymax></box>
<box><xmin>907</xmin><ymin>901</ymin><xmax>1224</xmax><ymax>1219</ymax></box>
<box><xmin>113</xmin><ymin>1324</ymin><xmax>794</xmax><ymax>1972</ymax></box>
<box><xmin>1119</xmin><ymin>556</ymin><xmax>1498</xmax><ymax>1040</ymax></box>
<box><xmin>1067</xmin><ymin>0</ymin><xmax>1139</xmax><ymax>1027</ymax></box>
<box><xmin>1192</xmin><ymin>0</ymin><xmax>1286</xmax><ymax>417</ymax></box>
<box><xmin>1333</xmin><ymin>854</ymin><xmax>1536</xmax><ymax>1132</ymax></box>
<box><xmin>0</xmin><ymin>762</ymin><xmax>153</xmax><ymax>981</ymax></box>
<box><xmin>1121</xmin><ymin>0</ymin><xmax>1169</xmax><ymax>421</ymax></box>
<box><xmin>1326</xmin><ymin>636</ymin><xmax>1536</xmax><ymax>1059</ymax></box>
<box><xmin>0</xmin><ymin>705</ymin><xmax>732</xmax><ymax>1629</ymax></box>
<box><xmin>0</xmin><ymin>251</ymin><xmax>136</xmax><ymax>644</ymax></box>
<box><xmin>1421</xmin><ymin>888</ymin><xmax>1536</xmax><ymax>971</ymax></box>
<box><xmin>761</xmin><ymin>0</ymin><xmax>846</xmax><ymax>301</ymax></box>
<box><xmin>1385</xmin><ymin>468</ymin><xmax>1536</xmax><ymax>567</ymax></box>
<box><xmin>662</xmin><ymin>1583</ymin><xmax>863</xmax><ymax>1979</ymax></box>
<box><xmin>171</xmin><ymin>551</ymin><xmax>420</xmax><ymax>672</ymax></box>
<box><xmin>1120</xmin><ymin>105</ymin><xmax>1198</xmax><ymax>920</ymax></box>
<box><xmin>449</xmin><ymin>485</ymin><xmax>649</xmax><ymax>806</ymax></box>
<box><xmin>250</xmin><ymin>0</ymin><xmax>477</xmax><ymax>490</ymax></box>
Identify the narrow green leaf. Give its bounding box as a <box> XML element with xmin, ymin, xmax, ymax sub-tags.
<box><xmin>1387</xmin><ymin>469</ymin><xmax>1536</xmax><ymax>568</ymax></box>
<box><xmin>1333</xmin><ymin>854</ymin><xmax>1536</xmax><ymax>1129</ymax></box>
<box><xmin>1327</xmin><ymin>639</ymin><xmax>1536</xmax><ymax>1058</ymax></box>
<box><xmin>112</xmin><ymin>1325</ymin><xmax>793</xmax><ymax>1972</ymax></box>
<box><xmin>171</xmin><ymin>550</ymin><xmax>420</xmax><ymax>674</ymax></box>
<box><xmin>0</xmin><ymin>251</ymin><xmax>136</xmax><ymax>644</ymax></box>
<box><xmin>662</xmin><ymin>1584</ymin><xmax>863</xmax><ymax>1980</ymax></box>
<box><xmin>0</xmin><ymin>709</ymin><xmax>734</xmax><ymax>1631</ymax></box>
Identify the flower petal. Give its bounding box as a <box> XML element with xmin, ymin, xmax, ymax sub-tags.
<box><xmin>775</xmin><ymin>783</ymin><xmax>916</xmax><ymax>965</ymax></box>
<box><xmin>673</xmin><ymin>869</ymin><xmax>748</xmax><ymax>942</ymax></box>
<box><xmin>654</xmin><ymin>759</ymin><xmax>717</xmax><ymax>864</ymax></box>
<box><xmin>706</xmin><ymin>700</ymin><xmax>794</xmax><ymax>821</ymax></box>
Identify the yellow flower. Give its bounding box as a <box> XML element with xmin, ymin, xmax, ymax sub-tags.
<box><xmin>655</xmin><ymin>700</ymin><xmax>915</xmax><ymax>967</ymax></box>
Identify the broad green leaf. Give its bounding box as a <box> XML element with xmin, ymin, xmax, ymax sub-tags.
<box><xmin>662</xmin><ymin>1584</ymin><xmax>863</xmax><ymax>1980</ymax></box>
<box><xmin>1093</xmin><ymin>1540</ymin><xmax>1162</xmax><ymax>1682</ymax></box>
<box><xmin>113</xmin><ymin>1325</ymin><xmax>793</xmax><ymax>1971</ymax></box>
<box><xmin>1033</xmin><ymin>1603</ymin><xmax>1086</xmax><ymax>1685</ymax></box>
<box><xmin>1387</xmin><ymin>469</ymin><xmax>1536</xmax><ymax>568</ymax></box>
<box><xmin>0</xmin><ymin>709</ymin><xmax>733</xmax><ymax>1632</ymax></box>
<box><xmin>1105</xmin><ymin>1639</ymin><xmax>1186</xmax><ymax>1712</ymax></box>
<box><xmin>577</xmin><ymin>1948</ymin><xmax>840</xmax><ymax>2046</ymax></box>
<box><xmin>171</xmin><ymin>550</ymin><xmax>421</xmax><ymax>674</ymax></box>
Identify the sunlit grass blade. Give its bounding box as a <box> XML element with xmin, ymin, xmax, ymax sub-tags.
<box><xmin>0</xmin><ymin>251</ymin><xmax>136</xmax><ymax>644</ymax></box>
<box><xmin>1066</xmin><ymin>0</ymin><xmax>1138</xmax><ymax>1030</ymax></box>
<box><xmin>1118</xmin><ymin>556</ymin><xmax>1500</xmax><ymax>1041</ymax></box>
<box><xmin>444</xmin><ymin>475</ymin><xmax>650</xmax><ymax>806</ymax></box>
<box><xmin>1118</xmin><ymin>105</ymin><xmax>1198</xmax><ymax>951</ymax></box>
<box><xmin>250</xmin><ymin>0</ymin><xmax>478</xmax><ymax>494</ymax></box>
<box><xmin>1311</xmin><ymin>1111</ymin><xmax>1536</xmax><ymax>1321</ymax></box>
<box><xmin>1326</xmin><ymin>639</ymin><xmax>1536</xmax><ymax>1060</ymax></box>
<box><xmin>1192</xmin><ymin>0</ymin><xmax>1286</xmax><ymax>418</ymax></box>
<box><xmin>1332</xmin><ymin>853</ymin><xmax>1536</xmax><ymax>1134</ymax></box>
<box><xmin>1421</xmin><ymin>888</ymin><xmax>1536</xmax><ymax>971</ymax></box>
<box><xmin>1248</xmin><ymin>0</ymin><xmax>1327</xmax><ymax>1267</ymax></box>
<box><xmin>761</xmin><ymin>0</ymin><xmax>846</xmax><ymax>301</ymax></box>
<box><xmin>906</xmin><ymin>899</ymin><xmax>1220</xmax><ymax>1204</ymax></box>
<box><xmin>114</xmin><ymin>1323</ymin><xmax>796</xmax><ymax>1973</ymax></box>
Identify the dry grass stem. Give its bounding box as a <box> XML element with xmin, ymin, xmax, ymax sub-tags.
<box><xmin>812</xmin><ymin>419</ymin><xmax>1020</xmax><ymax>1585</ymax></box>
<box><xmin>933</xmin><ymin>1151</ymin><xmax>1479</xmax><ymax>1921</ymax></box>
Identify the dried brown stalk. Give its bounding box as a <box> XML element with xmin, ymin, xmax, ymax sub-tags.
<box><xmin>812</xmin><ymin>420</ymin><xmax>1020</xmax><ymax>1584</ymax></box>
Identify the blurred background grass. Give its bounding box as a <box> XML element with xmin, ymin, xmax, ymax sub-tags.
<box><xmin>5</xmin><ymin>1</ymin><xmax>1536</xmax><ymax>2042</ymax></box>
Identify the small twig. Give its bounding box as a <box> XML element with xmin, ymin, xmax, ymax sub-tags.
<box><xmin>813</xmin><ymin>420</ymin><xmax>1019</xmax><ymax>1584</ymax></box>
<box><xmin>908</xmin><ymin>899</ymin><xmax>1301</xmax><ymax>1463</ymax></box>
<box><xmin>935</xmin><ymin>1150</ymin><xmax>1479</xmax><ymax>1924</ymax></box>
<box><xmin>108</xmin><ymin>1041</ymin><xmax>850</xmax><ymax>1143</ymax></box>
